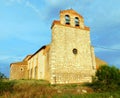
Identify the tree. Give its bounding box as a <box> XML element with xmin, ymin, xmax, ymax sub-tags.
<box><xmin>92</xmin><ymin>65</ymin><xmax>120</xmax><ymax>92</ymax></box>
<box><xmin>0</xmin><ymin>72</ymin><xmax>6</xmax><ymax>79</ymax></box>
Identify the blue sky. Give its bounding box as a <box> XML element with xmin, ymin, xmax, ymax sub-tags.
<box><xmin>0</xmin><ymin>0</ymin><xmax>120</xmax><ymax>77</ymax></box>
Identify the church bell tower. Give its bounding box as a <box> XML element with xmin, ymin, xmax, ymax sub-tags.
<box><xmin>49</xmin><ymin>9</ymin><xmax>96</xmax><ymax>84</ymax></box>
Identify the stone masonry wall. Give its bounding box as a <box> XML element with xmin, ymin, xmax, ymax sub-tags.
<box><xmin>10</xmin><ymin>64</ymin><xmax>27</xmax><ymax>80</ymax></box>
<box><xmin>49</xmin><ymin>21</ymin><xmax>96</xmax><ymax>84</ymax></box>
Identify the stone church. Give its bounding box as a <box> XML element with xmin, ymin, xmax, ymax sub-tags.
<box><xmin>10</xmin><ymin>9</ymin><xmax>106</xmax><ymax>84</ymax></box>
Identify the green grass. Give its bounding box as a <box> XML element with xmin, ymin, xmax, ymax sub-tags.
<box><xmin>0</xmin><ymin>79</ymin><xmax>120</xmax><ymax>98</ymax></box>
<box><xmin>53</xmin><ymin>92</ymin><xmax>120</xmax><ymax>98</ymax></box>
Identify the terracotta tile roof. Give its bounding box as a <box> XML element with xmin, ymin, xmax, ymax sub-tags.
<box><xmin>23</xmin><ymin>55</ymin><xmax>32</xmax><ymax>61</ymax></box>
<box><xmin>84</xmin><ymin>26</ymin><xmax>90</xmax><ymax>31</ymax></box>
<box><xmin>10</xmin><ymin>61</ymin><xmax>27</xmax><ymax>67</ymax></box>
<box><xmin>28</xmin><ymin>45</ymin><xmax>46</xmax><ymax>60</ymax></box>
<box><xmin>51</xmin><ymin>20</ymin><xmax>60</xmax><ymax>28</ymax></box>
<box><xmin>95</xmin><ymin>57</ymin><xmax>107</xmax><ymax>69</ymax></box>
<box><xmin>51</xmin><ymin>20</ymin><xmax>90</xmax><ymax>31</ymax></box>
<box><xmin>43</xmin><ymin>45</ymin><xmax>50</xmax><ymax>55</ymax></box>
<box><xmin>28</xmin><ymin>45</ymin><xmax>50</xmax><ymax>60</ymax></box>
<box><xmin>60</xmin><ymin>9</ymin><xmax>83</xmax><ymax>18</ymax></box>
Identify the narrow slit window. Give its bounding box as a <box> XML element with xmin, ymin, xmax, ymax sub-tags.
<box><xmin>75</xmin><ymin>17</ymin><xmax>79</xmax><ymax>26</ymax></box>
<box><xmin>65</xmin><ymin>15</ymin><xmax>70</xmax><ymax>25</ymax></box>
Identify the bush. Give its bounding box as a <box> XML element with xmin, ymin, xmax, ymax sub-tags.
<box><xmin>91</xmin><ymin>65</ymin><xmax>120</xmax><ymax>92</ymax></box>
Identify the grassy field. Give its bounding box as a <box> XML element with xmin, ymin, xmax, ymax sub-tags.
<box><xmin>0</xmin><ymin>79</ymin><xmax>120</xmax><ymax>98</ymax></box>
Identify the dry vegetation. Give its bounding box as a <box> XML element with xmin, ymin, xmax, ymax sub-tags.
<box><xmin>1</xmin><ymin>66</ymin><xmax>120</xmax><ymax>98</ymax></box>
<box><xmin>0</xmin><ymin>79</ymin><xmax>120</xmax><ymax>98</ymax></box>
<box><xmin>0</xmin><ymin>79</ymin><xmax>93</xmax><ymax>98</ymax></box>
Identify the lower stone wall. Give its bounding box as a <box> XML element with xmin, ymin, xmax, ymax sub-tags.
<box><xmin>10</xmin><ymin>64</ymin><xmax>27</xmax><ymax>80</ymax></box>
<box><xmin>50</xmin><ymin>71</ymin><xmax>94</xmax><ymax>84</ymax></box>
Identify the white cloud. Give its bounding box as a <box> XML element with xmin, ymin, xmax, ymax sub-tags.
<box><xmin>94</xmin><ymin>44</ymin><xmax>120</xmax><ymax>53</ymax></box>
<box><xmin>25</xmin><ymin>1</ymin><xmax>42</xmax><ymax>18</ymax></box>
<box><xmin>5</xmin><ymin>0</ymin><xmax>25</xmax><ymax>5</ymax></box>
<box><xmin>0</xmin><ymin>55</ymin><xmax>25</xmax><ymax>62</ymax></box>
<box><xmin>94</xmin><ymin>47</ymin><xmax>111</xmax><ymax>53</ymax></box>
<box><xmin>45</xmin><ymin>0</ymin><xmax>63</xmax><ymax>6</ymax></box>
<box><xmin>110</xmin><ymin>44</ymin><xmax>120</xmax><ymax>50</ymax></box>
<box><xmin>5</xmin><ymin>0</ymin><xmax>44</xmax><ymax>19</ymax></box>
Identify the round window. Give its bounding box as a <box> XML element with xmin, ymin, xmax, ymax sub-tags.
<box><xmin>20</xmin><ymin>67</ymin><xmax>24</xmax><ymax>71</ymax></box>
<box><xmin>73</xmin><ymin>48</ymin><xmax>77</xmax><ymax>54</ymax></box>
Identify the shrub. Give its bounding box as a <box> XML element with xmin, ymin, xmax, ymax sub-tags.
<box><xmin>0</xmin><ymin>72</ymin><xmax>6</xmax><ymax>80</ymax></box>
<box><xmin>91</xmin><ymin>65</ymin><xmax>120</xmax><ymax>92</ymax></box>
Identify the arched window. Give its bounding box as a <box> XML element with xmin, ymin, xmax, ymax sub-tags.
<box><xmin>73</xmin><ymin>48</ymin><xmax>78</xmax><ymax>55</ymax></box>
<box><xmin>75</xmin><ymin>17</ymin><xmax>79</xmax><ymax>26</ymax></box>
<box><xmin>65</xmin><ymin>15</ymin><xmax>70</xmax><ymax>25</ymax></box>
